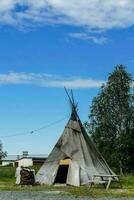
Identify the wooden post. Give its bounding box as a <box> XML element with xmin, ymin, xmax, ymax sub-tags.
<box><xmin>119</xmin><ymin>160</ymin><xmax>123</xmax><ymax>175</ymax></box>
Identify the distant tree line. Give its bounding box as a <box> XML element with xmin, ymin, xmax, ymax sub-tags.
<box><xmin>86</xmin><ymin>65</ymin><xmax>134</xmax><ymax>173</ymax></box>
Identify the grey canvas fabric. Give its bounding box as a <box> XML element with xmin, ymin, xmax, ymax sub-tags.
<box><xmin>36</xmin><ymin>115</ymin><xmax>116</xmax><ymax>186</ymax></box>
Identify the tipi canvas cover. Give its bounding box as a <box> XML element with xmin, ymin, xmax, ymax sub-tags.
<box><xmin>36</xmin><ymin>93</ymin><xmax>116</xmax><ymax>186</ymax></box>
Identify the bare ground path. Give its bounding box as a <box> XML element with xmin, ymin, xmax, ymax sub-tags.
<box><xmin>0</xmin><ymin>191</ymin><xmax>134</xmax><ymax>200</ymax></box>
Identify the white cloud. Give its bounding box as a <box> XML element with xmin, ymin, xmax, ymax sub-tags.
<box><xmin>69</xmin><ymin>32</ymin><xmax>109</xmax><ymax>45</ymax></box>
<box><xmin>0</xmin><ymin>0</ymin><xmax>134</xmax><ymax>31</ymax></box>
<box><xmin>0</xmin><ymin>72</ymin><xmax>104</xmax><ymax>89</ymax></box>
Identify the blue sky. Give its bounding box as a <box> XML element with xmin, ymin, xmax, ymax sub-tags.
<box><xmin>0</xmin><ymin>0</ymin><xmax>134</xmax><ymax>155</ymax></box>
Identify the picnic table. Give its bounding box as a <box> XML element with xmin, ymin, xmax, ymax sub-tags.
<box><xmin>91</xmin><ymin>174</ymin><xmax>121</xmax><ymax>190</ymax></box>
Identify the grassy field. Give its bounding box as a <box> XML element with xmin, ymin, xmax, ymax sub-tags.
<box><xmin>0</xmin><ymin>166</ymin><xmax>134</xmax><ymax>198</ymax></box>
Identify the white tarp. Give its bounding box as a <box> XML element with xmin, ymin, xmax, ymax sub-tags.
<box><xmin>67</xmin><ymin>160</ymin><xmax>80</xmax><ymax>186</ymax></box>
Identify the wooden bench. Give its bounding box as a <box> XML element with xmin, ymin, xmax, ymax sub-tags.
<box><xmin>91</xmin><ymin>174</ymin><xmax>122</xmax><ymax>190</ymax></box>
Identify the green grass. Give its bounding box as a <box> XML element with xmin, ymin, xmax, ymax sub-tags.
<box><xmin>0</xmin><ymin>166</ymin><xmax>134</xmax><ymax>198</ymax></box>
<box><xmin>122</xmin><ymin>175</ymin><xmax>134</xmax><ymax>189</ymax></box>
<box><xmin>0</xmin><ymin>166</ymin><xmax>16</xmax><ymax>182</ymax></box>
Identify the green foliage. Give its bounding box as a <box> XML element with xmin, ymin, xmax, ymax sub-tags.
<box><xmin>88</xmin><ymin>65</ymin><xmax>134</xmax><ymax>173</ymax></box>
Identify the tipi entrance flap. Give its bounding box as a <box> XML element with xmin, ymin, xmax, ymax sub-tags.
<box><xmin>54</xmin><ymin>158</ymin><xmax>71</xmax><ymax>184</ymax></box>
<box><xmin>66</xmin><ymin>160</ymin><xmax>80</xmax><ymax>186</ymax></box>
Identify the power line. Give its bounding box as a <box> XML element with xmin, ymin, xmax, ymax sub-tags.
<box><xmin>0</xmin><ymin>116</ymin><xmax>68</xmax><ymax>139</ymax></box>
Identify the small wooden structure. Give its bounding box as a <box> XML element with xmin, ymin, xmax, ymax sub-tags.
<box><xmin>91</xmin><ymin>174</ymin><xmax>122</xmax><ymax>189</ymax></box>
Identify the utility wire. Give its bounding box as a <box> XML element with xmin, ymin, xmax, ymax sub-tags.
<box><xmin>0</xmin><ymin>116</ymin><xmax>68</xmax><ymax>139</ymax></box>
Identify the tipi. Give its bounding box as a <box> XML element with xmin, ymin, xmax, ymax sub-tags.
<box><xmin>36</xmin><ymin>89</ymin><xmax>117</xmax><ymax>186</ymax></box>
